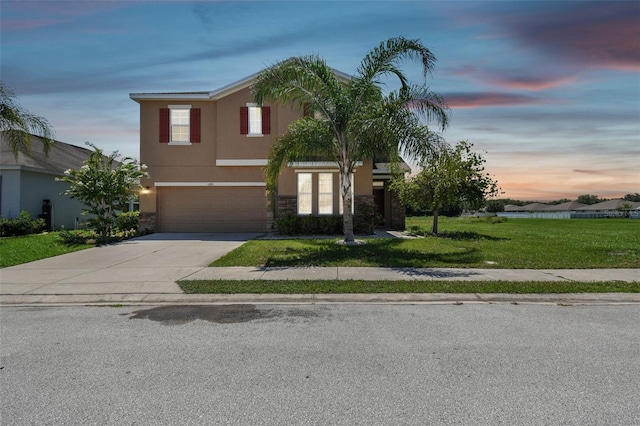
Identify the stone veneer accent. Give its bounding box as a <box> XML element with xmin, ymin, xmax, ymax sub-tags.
<box><xmin>276</xmin><ymin>195</ymin><xmax>298</xmax><ymax>216</ymax></box>
<box><xmin>388</xmin><ymin>189</ymin><xmax>405</xmax><ymax>231</ymax></box>
<box><xmin>138</xmin><ymin>212</ymin><xmax>156</xmax><ymax>232</ymax></box>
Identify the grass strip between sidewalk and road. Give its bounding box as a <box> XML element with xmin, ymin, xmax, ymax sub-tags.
<box><xmin>178</xmin><ymin>280</ymin><xmax>640</xmax><ymax>294</ymax></box>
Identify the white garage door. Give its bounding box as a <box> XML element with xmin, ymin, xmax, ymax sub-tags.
<box><xmin>157</xmin><ymin>187</ymin><xmax>268</xmax><ymax>232</ymax></box>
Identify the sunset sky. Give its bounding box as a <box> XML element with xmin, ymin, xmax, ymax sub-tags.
<box><xmin>2</xmin><ymin>0</ymin><xmax>638</xmax><ymax>201</ymax></box>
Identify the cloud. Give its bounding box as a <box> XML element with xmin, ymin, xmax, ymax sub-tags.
<box><xmin>499</xmin><ymin>2</ymin><xmax>639</xmax><ymax>72</ymax></box>
<box><xmin>445</xmin><ymin>93</ymin><xmax>554</xmax><ymax>109</ymax></box>
<box><xmin>487</xmin><ymin>75</ymin><xmax>578</xmax><ymax>91</ymax></box>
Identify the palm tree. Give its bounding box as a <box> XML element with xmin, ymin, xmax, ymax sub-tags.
<box><xmin>253</xmin><ymin>37</ymin><xmax>449</xmax><ymax>243</ymax></box>
<box><xmin>0</xmin><ymin>81</ymin><xmax>55</xmax><ymax>161</ymax></box>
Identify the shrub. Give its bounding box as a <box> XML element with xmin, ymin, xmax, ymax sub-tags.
<box><xmin>274</xmin><ymin>214</ymin><xmax>344</xmax><ymax>235</ymax></box>
<box><xmin>0</xmin><ymin>211</ymin><xmax>46</xmax><ymax>237</ymax></box>
<box><xmin>274</xmin><ymin>213</ymin><xmax>300</xmax><ymax>235</ymax></box>
<box><xmin>299</xmin><ymin>215</ymin><xmax>317</xmax><ymax>235</ymax></box>
<box><xmin>116</xmin><ymin>211</ymin><xmax>139</xmax><ymax>232</ymax></box>
<box><xmin>317</xmin><ymin>215</ymin><xmax>343</xmax><ymax>234</ymax></box>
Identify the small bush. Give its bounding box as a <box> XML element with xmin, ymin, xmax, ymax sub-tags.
<box><xmin>274</xmin><ymin>214</ymin><xmax>344</xmax><ymax>235</ymax></box>
<box><xmin>299</xmin><ymin>215</ymin><xmax>317</xmax><ymax>235</ymax></box>
<box><xmin>58</xmin><ymin>227</ymin><xmax>150</xmax><ymax>246</ymax></box>
<box><xmin>274</xmin><ymin>213</ymin><xmax>300</xmax><ymax>235</ymax></box>
<box><xmin>0</xmin><ymin>211</ymin><xmax>46</xmax><ymax>237</ymax></box>
<box><xmin>116</xmin><ymin>211</ymin><xmax>139</xmax><ymax>232</ymax></box>
<box><xmin>58</xmin><ymin>229</ymin><xmax>96</xmax><ymax>245</ymax></box>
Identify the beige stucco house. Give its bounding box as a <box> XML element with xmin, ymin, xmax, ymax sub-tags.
<box><xmin>129</xmin><ymin>68</ymin><xmax>405</xmax><ymax>233</ymax></box>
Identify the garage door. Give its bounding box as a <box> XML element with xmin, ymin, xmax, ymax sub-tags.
<box><xmin>157</xmin><ymin>187</ymin><xmax>268</xmax><ymax>232</ymax></box>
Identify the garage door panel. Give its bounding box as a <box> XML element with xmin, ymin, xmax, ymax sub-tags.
<box><xmin>157</xmin><ymin>187</ymin><xmax>267</xmax><ymax>232</ymax></box>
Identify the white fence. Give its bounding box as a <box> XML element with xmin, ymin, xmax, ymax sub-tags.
<box><xmin>497</xmin><ymin>211</ymin><xmax>640</xmax><ymax>219</ymax></box>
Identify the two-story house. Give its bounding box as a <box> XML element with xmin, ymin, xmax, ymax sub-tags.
<box><xmin>129</xmin><ymin>68</ymin><xmax>405</xmax><ymax>233</ymax></box>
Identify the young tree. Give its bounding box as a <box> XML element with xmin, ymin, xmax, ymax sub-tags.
<box><xmin>253</xmin><ymin>37</ymin><xmax>449</xmax><ymax>244</ymax></box>
<box><xmin>57</xmin><ymin>143</ymin><xmax>148</xmax><ymax>237</ymax></box>
<box><xmin>0</xmin><ymin>81</ymin><xmax>55</xmax><ymax>160</ymax></box>
<box><xmin>392</xmin><ymin>141</ymin><xmax>500</xmax><ymax>234</ymax></box>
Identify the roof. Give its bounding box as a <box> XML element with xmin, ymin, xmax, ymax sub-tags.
<box><xmin>129</xmin><ymin>63</ymin><xmax>353</xmax><ymax>103</ymax></box>
<box><xmin>373</xmin><ymin>161</ymin><xmax>411</xmax><ymax>175</ymax></box>
<box><xmin>577</xmin><ymin>199</ymin><xmax>640</xmax><ymax>210</ymax></box>
<box><xmin>0</xmin><ymin>132</ymin><xmax>93</xmax><ymax>175</ymax></box>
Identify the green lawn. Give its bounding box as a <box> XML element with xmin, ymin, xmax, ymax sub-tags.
<box><xmin>0</xmin><ymin>232</ymin><xmax>92</xmax><ymax>268</ymax></box>
<box><xmin>179</xmin><ymin>279</ymin><xmax>640</xmax><ymax>294</ymax></box>
<box><xmin>211</xmin><ymin>217</ymin><xmax>640</xmax><ymax>269</ymax></box>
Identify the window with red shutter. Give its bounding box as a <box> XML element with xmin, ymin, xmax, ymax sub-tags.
<box><xmin>261</xmin><ymin>106</ymin><xmax>271</xmax><ymax>135</ymax></box>
<box><xmin>240</xmin><ymin>107</ymin><xmax>249</xmax><ymax>135</ymax></box>
<box><xmin>159</xmin><ymin>108</ymin><xmax>170</xmax><ymax>143</ymax></box>
<box><xmin>190</xmin><ymin>108</ymin><xmax>201</xmax><ymax>143</ymax></box>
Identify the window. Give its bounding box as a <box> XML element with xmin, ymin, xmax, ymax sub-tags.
<box><xmin>248</xmin><ymin>106</ymin><xmax>262</xmax><ymax>135</ymax></box>
<box><xmin>297</xmin><ymin>173</ymin><xmax>312</xmax><ymax>215</ymax></box>
<box><xmin>159</xmin><ymin>106</ymin><xmax>200</xmax><ymax>144</ymax></box>
<box><xmin>318</xmin><ymin>173</ymin><xmax>333</xmax><ymax>214</ymax></box>
<box><xmin>171</xmin><ymin>108</ymin><xmax>190</xmax><ymax>142</ymax></box>
<box><xmin>240</xmin><ymin>104</ymin><xmax>271</xmax><ymax>136</ymax></box>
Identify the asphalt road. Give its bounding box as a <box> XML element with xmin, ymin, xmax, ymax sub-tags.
<box><xmin>1</xmin><ymin>304</ymin><xmax>639</xmax><ymax>425</ymax></box>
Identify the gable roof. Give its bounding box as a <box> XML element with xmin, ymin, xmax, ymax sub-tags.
<box><xmin>0</xmin><ymin>132</ymin><xmax>93</xmax><ymax>175</ymax></box>
<box><xmin>129</xmin><ymin>63</ymin><xmax>353</xmax><ymax>103</ymax></box>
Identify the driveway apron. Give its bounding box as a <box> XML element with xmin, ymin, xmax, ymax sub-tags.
<box><xmin>0</xmin><ymin>233</ymin><xmax>260</xmax><ymax>297</ymax></box>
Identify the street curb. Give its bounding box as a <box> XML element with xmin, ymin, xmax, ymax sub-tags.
<box><xmin>1</xmin><ymin>292</ymin><xmax>639</xmax><ymax>306</ymax></box>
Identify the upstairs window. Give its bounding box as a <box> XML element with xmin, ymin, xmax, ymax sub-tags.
<box><xmin>171</xmin><ymin>108</ymin><xmax>190</xmax><ymax>142</ymax></box>
<box><xmin>240</xmin><ymin>104</ymin><xmax>271</xmax><ymax>136</ymax></box>
<box><xmin>159</xmin><ymin>106</ymin><xmax>201</xmax><ymax>144</ymax></box>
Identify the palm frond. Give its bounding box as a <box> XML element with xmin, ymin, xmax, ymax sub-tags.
<box><xmin>1</xmin><ymin>81</ymin><xmax>55</xmax><ymax>160</ymax></box>
<box><xmin>265</xmin><ymin>118</ymin><xmax>335</xmax><ymax>192</ymax></box>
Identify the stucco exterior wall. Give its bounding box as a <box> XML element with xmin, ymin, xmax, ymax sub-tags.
<box><xmin>0</xmin><ymin>168</ymin><xmax>86</xmax><ymax>229</ymax></box>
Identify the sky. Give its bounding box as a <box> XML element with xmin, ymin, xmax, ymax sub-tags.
<box><xmin>1</xmin><ymin>0</ymin><xmax>639</xmax><ymax>201</ymax></box>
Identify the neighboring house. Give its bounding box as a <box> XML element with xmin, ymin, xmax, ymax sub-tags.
<box><xmin>0</xmin><ymin>132</ymin><xmax>90</xmax><ymax>229</ymax></box>
<box><xmin>504</xmin><ymin>202</ymin><xmax>586</xmax><ymax>212</ymax></box>
<box><xmin>129</xmin><ymin>68</ymin><xmax>406</xmax><ymax>233</ymax></box>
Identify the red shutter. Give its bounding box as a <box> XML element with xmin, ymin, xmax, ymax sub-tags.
<box><xmin>240</xmin><ymin>107</ymin><xmax>248</xmax><ymax>135</ymax></box>
<box><xmin>262</xmin><ymin>106</ymin><xmax>271</xmax><ymax>135</ymax></box>
<box><xmin>190</xmin><ymin>108</ymin><xmax>201</xmax><ymax>143</ymax></box>
<box><xmin>159</xmin><ymin>108</ymin><xmax>169</xmax><ymax>143</ymax></box>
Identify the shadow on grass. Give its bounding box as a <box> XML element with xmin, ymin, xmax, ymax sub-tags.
<box><xmin>437</xmin><ymin>231</ymin><xmax>508</xmax><ymax>241</ymax></box>
<box><xmin>262</xmin><ymin>238</ymin><xmax>483</xmax><ymax>268</ymax></box>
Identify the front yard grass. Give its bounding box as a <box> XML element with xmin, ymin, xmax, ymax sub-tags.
<box><xmin>211</xmin><ymin>217</ymin><xmax>640</xmax><ymax>269</ymax></box>
<box><xmin>0</xmin><ymin>232</ymin><xmax>92</xmax><ymax>268</ymax></box>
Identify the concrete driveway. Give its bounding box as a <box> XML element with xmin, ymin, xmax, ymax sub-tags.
<box><xmin>0</xmin><ymin>233</ymin><xmax>261</xmax><ymax>299</ymax></box>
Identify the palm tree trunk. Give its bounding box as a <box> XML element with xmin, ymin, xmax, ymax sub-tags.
<box><xmin>341</xmin><ymin>168</ymin><xmax>355</xmax><ymax>243</ymax></box>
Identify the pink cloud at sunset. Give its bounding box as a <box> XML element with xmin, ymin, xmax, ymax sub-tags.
<box><xmin>445</xmin><ymin>93</ymin><xmax>555</xmax><ymax>109</ymax></box>
<box><xmin>486</xmin><ymin>76</ymin><xmax>578</xmax><ymax>91</ymax></box>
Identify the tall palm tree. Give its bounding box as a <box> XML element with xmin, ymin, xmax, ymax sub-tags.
<box><xmin>0</xmin><ymin>81</ymin><xmax>55</xmax><ymax>161</ymax></box>
<box><xmin>253</xmin><ymin>37</ymin><xmax>449</xmax><ymax>243</ymax></box>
